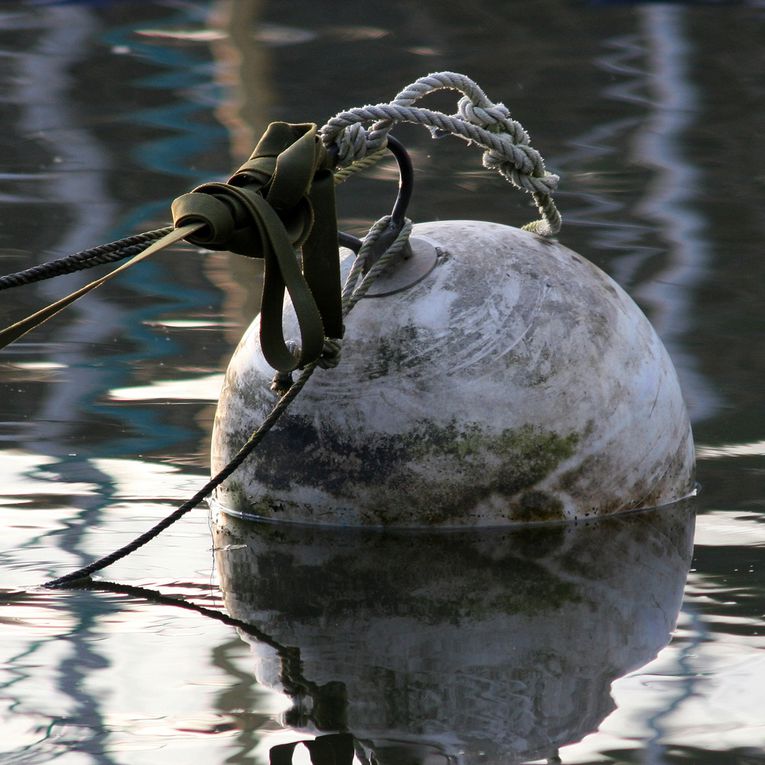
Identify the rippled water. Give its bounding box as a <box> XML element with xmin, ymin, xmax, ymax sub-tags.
<box><xmin>1</xmin><ymin>1</ymin><xmax>764</xmax><ymax>763</ymax></box>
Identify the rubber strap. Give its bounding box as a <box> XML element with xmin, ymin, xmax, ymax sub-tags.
<box><xmin>303</xmin><ymin>166</ymin><xmax>343</xmax><ymax>340</ymax></box>
<box><xmin>230</xmin><ymin>186</ymin><xmax>325</xmax><ymax>372</ymax></box>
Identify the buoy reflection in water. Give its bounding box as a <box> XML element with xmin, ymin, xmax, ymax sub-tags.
<box><xmin>213</xmin><ymin>502</ymin><xmax>695</xmax><ymax>764</ymax></box>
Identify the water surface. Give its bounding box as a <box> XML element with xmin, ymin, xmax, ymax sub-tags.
<box><xmin>1</xmin><ymin>1</ymin><xmax>764</xmax><ymax>763</ymax></box>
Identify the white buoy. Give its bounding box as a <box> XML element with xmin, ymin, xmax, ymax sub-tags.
<box><xmin>211</xmin><ymin>220</ymin><xmax>694</xmax><ymax>527</ymax></box>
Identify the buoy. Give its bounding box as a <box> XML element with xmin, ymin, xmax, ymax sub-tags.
<box><xmin>197</xmin><ymin>71</ymin><xmax>697</xmax><ymax>527</ymax></box>
<box><xmin>212</xmin><ymin>502</ymin><xmax>695</xmax><ymax>763</ymax></box>
<box><xmin>211</xmin><ymin>219</ymin><xmax>695</xmax><ymax>526</ymax></box>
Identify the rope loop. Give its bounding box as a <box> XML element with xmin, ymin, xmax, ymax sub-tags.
<box><xmin>341</xmin><ymin>214</ymin><xmax>413</xmax><ymax>312</ymax></box>
<box><xmin>321</xmin><ymin>71</ymin><xmax>561</xmax><ymax>236</ymax></box>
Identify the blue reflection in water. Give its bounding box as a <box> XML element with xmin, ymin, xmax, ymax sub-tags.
<box><xmin>80</xmin><ymin>6</ymin><xmax>230</xmax><ymax>456</ymax></box>
<box><xmin>6</xmin><ymin>10</ymin><xmax>126</xmax><ymax>758</ymax></box>
<box><xmin>4</xmin><ymin>2</ymin><xmax>225</xmax><ymax>761</ymax></box>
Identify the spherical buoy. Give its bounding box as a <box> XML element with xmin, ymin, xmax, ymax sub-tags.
<box><xmin>210</xmin><ymin>220</ymin><xmax>695</xmax><ymax>527</ymax></box>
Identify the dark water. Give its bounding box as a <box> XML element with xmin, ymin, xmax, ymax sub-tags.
<box><xmin>1</xmin><ymin>1</ymin><xmax>764</xmax><ymax>763</ymax></box>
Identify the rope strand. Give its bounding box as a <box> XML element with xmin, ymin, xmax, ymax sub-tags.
<box><xmin>44</xmin><ymin>360</ymin><xmax>317</xmax><ymax>588</ymax></box>
<box><xmin>0</xmin><ymin>227</ymin><xmax>172</xmax><ymax>291</ymax></box>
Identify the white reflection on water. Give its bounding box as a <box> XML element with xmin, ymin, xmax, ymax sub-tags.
<box><xmin>0</xmin><ymin>587</ymin><xmax>273</xmax><ymax>764</ymax></box>
<box><xmin>630</xmin><ymin>5</ymin><xmax>721</xmax><ymax>424</ymax></box>
<box><xmin>561</xmin><ymin>507</ymin><xmax>765</xmax><ymax>763</ymax></box>
<box><xmin>696</xmin><ymin>440</ymin><xmax>765</xmax><ymax>460</ymax></box>
<box><xmin>108</xmin><ymin>373</ymin><xmax>223</xmax><ymax>403</ymax></box>
<box><xmin>3</xmin><ymin>451</ymin><xmax>98</xmax><ymax>497</ymax></box>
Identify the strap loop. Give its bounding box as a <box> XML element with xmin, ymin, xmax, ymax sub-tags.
<box><xmin>170</xmin><ymin>122</ymin><xmax>343</xmax><ymax>373</ymax></box>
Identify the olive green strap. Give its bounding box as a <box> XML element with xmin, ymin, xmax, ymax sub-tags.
<box><xmin>0</xmin><ymin>122</ymin><xmax>344</xmax><ymax>370</ymax></box>
<box><xmin>237</xmin><ymin>121</ymin><xmax>343</xmax><ymax>346</ymax></box>
<box><xmin>235</xmin><ymin>185</ymin><xmax>325</xmax><ymax>372</ymax></box>
<box><xmin>172</xmin><ymin>121</ymin><xmax>343</xmax><ymax>372</ymax></box>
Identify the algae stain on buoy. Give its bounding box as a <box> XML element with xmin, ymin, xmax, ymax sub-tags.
<box><xmin>211</xmin><ymin>220</ymin><xmax>695</xmax><ymax>527</ymax></box>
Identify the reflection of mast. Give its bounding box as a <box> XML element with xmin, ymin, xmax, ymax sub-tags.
<box><xmin>12</xmin><ymin>7</ymin><xmax>123</xmax><ymax>453</ymax></box>
<box><xmin>635</xmin><ymin>12</ymin><xmax>711</xmax><ymax>758</ymax></box>
<box><xmin>204</xmin><ymin>0</ymin><xmax>272</xmax><ymax>345</ymax></box>
<box><xmin>208</xmin><ymin>0</ymin><xmax>271</xmax><ymax>160</ymax></box>
<box><xmin>6</xmin><ymin>8</ymin><xmax>121</xmax><ymax>764</ymax></box>
<box><xmin>632</xmin><ymin>6</ymin><xmax>719</xmax><ymax>423</ymax></box>
<box><xmin>9</xmin><ymin>2</ymin><xmax>120</xmax><ymax>577</ymax></box>
<box><xmin>553</xmin><ymin>11</ymin><xmax>717</xmax><ymax>426</ymax></box>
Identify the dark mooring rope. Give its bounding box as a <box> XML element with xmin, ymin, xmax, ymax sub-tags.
<box><xmin>13</xmin><ymin>127</ymin><xmax>415</xmax><ymax>589</ymax></box>
<box><xmin>0</xmin><ymin>227</ymin><xmax>173</xmax><ymax>290</ymax></box>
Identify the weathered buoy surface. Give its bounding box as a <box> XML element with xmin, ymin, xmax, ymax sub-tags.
<box><xmin>211</xmin><ymin>220</ymin><xmax>695</xmax><ymax>526</ymax></box>
<box><xmin>213</xmin><ymin>503</ymin><xmax>695</xmax><ymax>763</ymax></box>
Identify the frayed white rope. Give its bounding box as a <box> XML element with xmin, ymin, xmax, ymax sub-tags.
<box><xmin>320</xmin><ymin>71</ymin><xmax>561</xmax><ymax>237</ymax></box>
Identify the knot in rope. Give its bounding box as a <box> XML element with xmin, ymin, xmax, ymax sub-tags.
<box><xmin>334</xmin><ymin>123</ymin><xmax>386</xmax><ymax>167</ymax></box>
<box><xmin>456</xmin><ymin>96</ymin><xmax>516</xmax><ymax>134</ymax></box>
<box><xmin>171</xmin><ymin>122</ymin><xmax>343</xmax><ymax>374</ymax></box>
<box><xmin>268</xmin><ymin>337</ymin><xmax>345</xmax><ymax>392</ymax></box>
<box><xmin>452</xmin><ymin>92</ymin><xmax>560</xmax><ymax>217</ymax></box>
<box><xmin>483</xmin><ymin>138</ymin><xmax>559</xmax><ymax>193</ymax></box>
<box><xmin>320</xmin><ymin>71</ymin><xmax>561</xmax><ymax>237</ymax></box>
<box><xmin>317</xmin><ymin>337</ymin><xmax>343</xmax><ymax>369</ymax></box>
